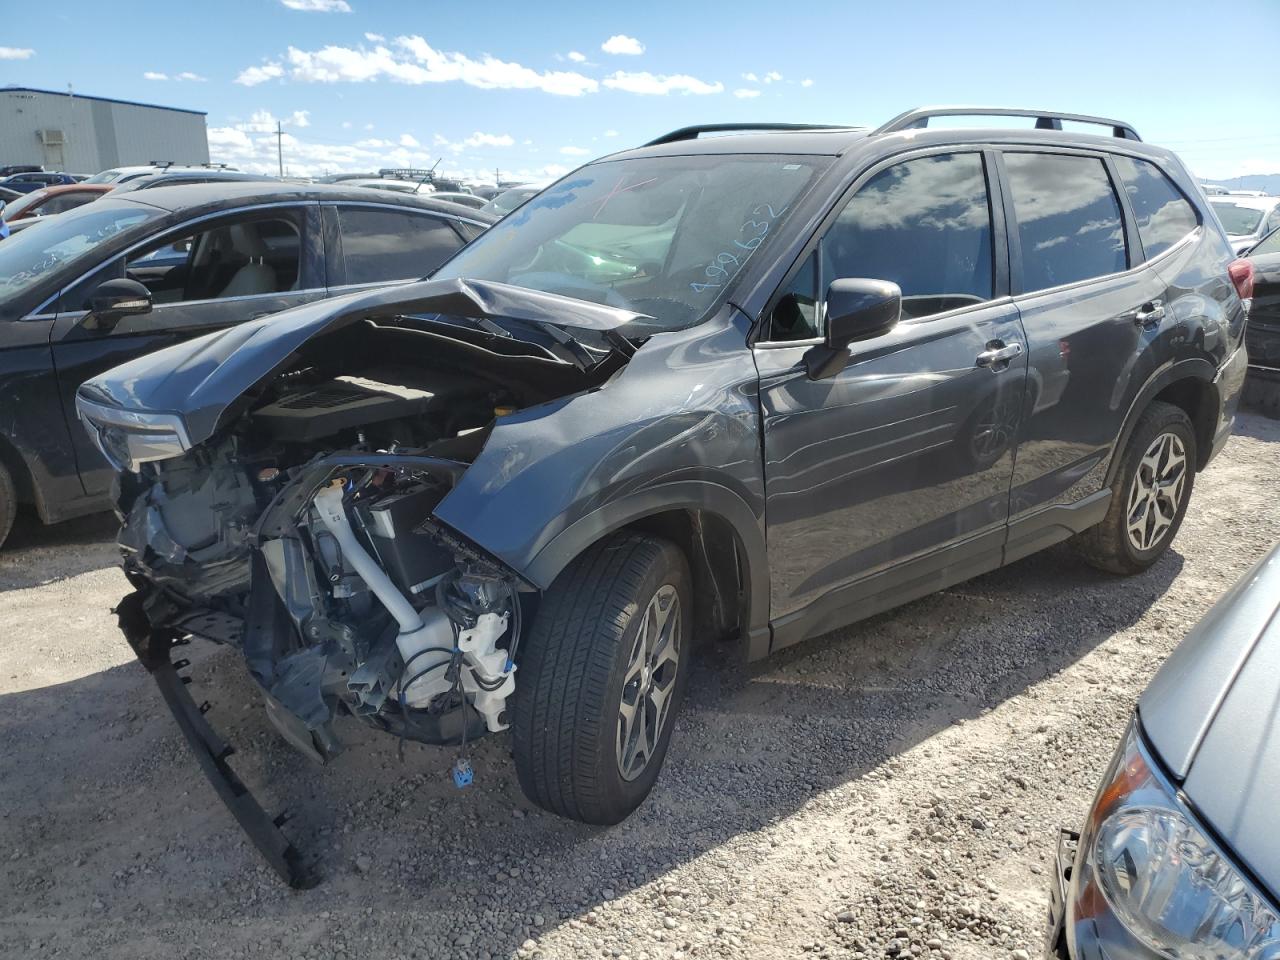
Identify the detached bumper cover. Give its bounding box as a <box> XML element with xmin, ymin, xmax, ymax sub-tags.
<box><xmin>115</xmin><ymin>589</ymin><xmax>318</xmax><ymax>889</ymax></box>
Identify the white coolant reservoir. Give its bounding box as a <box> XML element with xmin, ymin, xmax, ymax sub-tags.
<box><xmin>311</xmin><ymin>481</ymin><xmax>516</xmax><ymax>721</ymax></box>
<box><xmin>313</xmin><ymin>481</ymin><xmax>456</xmax><ymax>707</ymax></box>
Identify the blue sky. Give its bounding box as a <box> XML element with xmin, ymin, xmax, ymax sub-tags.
<box><xmin>3</xmin><ymin>0</ymin><xmax>1278</xmax><ymax>182</ymax></box>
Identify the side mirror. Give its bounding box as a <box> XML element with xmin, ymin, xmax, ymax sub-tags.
<box><xmin>84</xmin><ymin>277</ymin><xmax>152</xmax><ymax>331</ymax></box>
<box><xmin>804</xmin><ymin>278</ymin><xmax>901</xmax><ymax>380</ymax></box>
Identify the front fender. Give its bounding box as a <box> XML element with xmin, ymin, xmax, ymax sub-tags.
<box><xmin>433</xmin><ymin>307</ymin><xmax>768</xmax><ymax>623</ymax></box>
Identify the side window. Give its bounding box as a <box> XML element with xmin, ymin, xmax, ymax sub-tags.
<box><xmin>821</xmin><ymin>153</ymin><xmax>994</xmax><ymax>322</ymax></box>
<box><xmin>44</xmin><ymin>193</ymin><xmax>97</xmax><ymax>215</ymax></box>
<box><xmin>1112</xmin><ymin>155</ymin><xmax>1198</xmax><ymax>258</ymax></box>
<box><xmin>767</xmin><ymin>251</ymin><xmax>819</xmax><ymax>341</ymax></box>
<box><xmin>1004</xmin><ymin>153</ymin><xmax>1127</xmax><ymax>293</ymax></box>
<box><xmin>337</xmin><ymin>208</ymin><xmax>463</xmax><ymax>285</ymax></box>
<box><xmin>121</xmin><ymin>216</ymin><xmax>301</xmax><ymax>306</ymax></box>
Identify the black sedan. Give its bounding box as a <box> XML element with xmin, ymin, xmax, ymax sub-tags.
<box><xmin>0</xmin><ymin>182</ymin><xmax>493</xmax><ymax>547</ymax></box>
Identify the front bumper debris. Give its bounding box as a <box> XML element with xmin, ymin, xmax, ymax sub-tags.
<box><xmin>1045</xmin><ymin>827</ymin><xmax>1078</xmax><ymax>959</ymax></box>
<box><xmin>115</xmin><ymin>590</ymin><xmax>318</xmax><ymax>889</ymax></box>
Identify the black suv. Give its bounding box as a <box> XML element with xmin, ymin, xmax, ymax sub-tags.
<box><xmin>0</xmin><ymin>182</ymin><xmax>494</xmax><ymax>546</ymax></box>
<box><xmin>78</xmin><ymin>107</ymin><xmax>1249</xmax><ymax>885</ymax></box>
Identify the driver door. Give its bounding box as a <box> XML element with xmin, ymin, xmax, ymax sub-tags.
<box><xmin>755</xmin><ymin>150</ymin><xmax>1028</xmax><ymax>648</ymax></box>
<box><xmin>51</xmin><ymin>204</ymin><xmax>326</xmax><ymax>497</ymax></box>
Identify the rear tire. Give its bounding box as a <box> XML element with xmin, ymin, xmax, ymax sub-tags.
<box><xmin>1074</xmin><ymin>401</ymin><xmax>1196</xmax><ymax>575</ymax></box>
<box><xmin>512</xmin><ymin>532</ymin><xmax>691</xmax><ymax>825</ymax></box>
<box><xmin>0</xmin><ymin>460</ymin><xmax>15</xmax><ymax>550</ymax></box>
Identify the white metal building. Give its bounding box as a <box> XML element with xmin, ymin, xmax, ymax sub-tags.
<box><xmin>0</xmin><ymin>86</ymin><xmax>208</xmax><ymax>175</ymax></box>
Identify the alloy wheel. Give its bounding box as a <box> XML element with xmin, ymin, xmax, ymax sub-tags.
<box><xmin>1125</xmin><ymin>432</ymin><xmax>1187</xmax><ymax>552</ymax></box>
<box><xmin>616</xmin><ymin>584</ymin><xmax>681</xmax><ymax>781</ymax></box>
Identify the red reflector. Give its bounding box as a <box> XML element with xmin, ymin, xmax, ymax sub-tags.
<box><xmin>1229</xmin><ymin>258</ymin><xmax>1255</xmax><ymax>301</ymax></box>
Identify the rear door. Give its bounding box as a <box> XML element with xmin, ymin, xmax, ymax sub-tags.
<box><xmin>997</xmin><ymin>149</ymin><xmax>1169</xmax><ymax>559</ymax></box>
<box><xmin>324</xmin><ymin>203</ymin><xmax>477</xmax><ymax>293</ymax></box>
<box><xmin>50</xmin><ymin>203</ymin><xmax>327</xmax><ymax>496</ymax></box>
<box><xmin>755</xmin><ymin>149</ymin><xmax>1028</xmax><ymax>645</ymax></box>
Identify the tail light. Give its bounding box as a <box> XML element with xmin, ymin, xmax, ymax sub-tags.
<box><xmin>1228</xmin><ymin>258</ymin><xmax>1255</xmax><ymax>303</ymax></box>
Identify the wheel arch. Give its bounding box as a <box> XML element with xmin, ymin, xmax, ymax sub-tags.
<box><xmin>0</xmin><ymin>432</ymin><xmax>39</xmax><ymax>516</ymax></box>
<box><xmin>1106</xmin><ymin>359</ymin><xmax>1219</xmax><ymax>485</ymax></box>
<box><xmin>522</xmin><ymin>481</ymin><xmax>770</xmax><ymax>659</ymax></box>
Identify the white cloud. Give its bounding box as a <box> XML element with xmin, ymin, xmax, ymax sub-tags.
<box><xmin>281</xmin><ymin>0</ymin><xmax>351</xmax><ymax>11</ymax></box>
<box><xmin>0</xmin><ymin>47</ymin><xmax>35</xmax><ymax>60</ymax></box>
<box><xmin>434</xmin><ymin>131</ymin><xmax>516</xmax><ymax>154</ymax></box>
<box><xmin>742</xmin><ymin>72</ymin><xmax>758</xmax><ymax>82</ymax></box>
<box><xmin>207</xmin><ymin>118</ymin><xmax>564</xmax><ymax>181</ymax></box>
<box><xmin>560</xmin><ymin>145</ymin><xmax>591</xmax><ymax>156</ymax></box>
<box><xmin>763</xmin><ymin>70</ymin><xmax>782</xmax><ymax>83</ymax></box>
<box><xmin>288</xmin><ymin>110</ymin><xmax>311</xmax><ymax>127</ymax></box>
<box><xmin>399</xmin><ymin>132</ymin><xmax>420</xmax><ymax>147</ymax></box>
<box><xmin>177</xmin><ymin>71</ymin><xmax>208</xmax><ymax>82</ymax></box>
<box><xmin>143</xmin><ymin>71</ymin><xmax>168</xmax><ymax>81</ymax></box>
<box><xmin>255</xmin><ymin>36</ymin><xmax>599</xmax><ymax>96</ymax></box>
<box><xmin>601</xmin><ymin>34</ymin><xmax>644</xmax><ymax>56</ymax></box>
<box><xmin>364</xmin><ymin>32</ymin><xmax>385</xmax><ymax>42</ymax></box>
<box><xmin>604</xmin><ymin>129</ymin><xmax>619</xmax><ymax>137</ymax></box>
<box><xmin>236</xmin><ymin>62</ymin><xmax>284</xmax><ymax>86</ymax></box>
<box><xmin>733</xmin><ymin>88</ymin><xmax>761</xmax><ymax>99</ymax></box>
<box><xmin>567</xmin><ymin>50</ymin><xmax>587</xmax><ymax>62</ymax></box>
<box><xmin>800</xmin><ymin>78</ymin><xmax>814</xmax><ymax>88</ymax></box>
<box><xmin>602</xmin><ymin>70</ymin><xmax>722</xmax><ymax>96</ymax></box>
<box><xmin>341</xmin><ymin>120</ymin><xmax>352</xmax><ymax>129</ymax></box>
<box><xmin>462</xmin><ymin>131</ymin><xmax>514</xmax><ymax>148</ymax></box>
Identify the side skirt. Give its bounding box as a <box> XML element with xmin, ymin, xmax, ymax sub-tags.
<box><xmin>763</xmin><ymin>490</ymin><xmax>1112</xmax><ymax>656</ymax></box>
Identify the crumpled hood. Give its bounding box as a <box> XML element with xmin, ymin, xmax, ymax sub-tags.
<box><xmin>77</xmin><ymin>277</ymin><xmax>648</xmax><ymax>448</ymax></box>
<box><xmin>1139</xmin><ymin>544</ymin><xmax>1280</xmax><ymax>897</ymax></box>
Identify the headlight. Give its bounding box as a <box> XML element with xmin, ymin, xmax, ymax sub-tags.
<box><xmin>1072</xmin><ymin>720</ymin><xmax>1280</xmax><ymax>959</ymax></box>
<box><xmin>75</xmin><ymin>395</ymin><xmax>191</xmax><ymax>473</ymax></box>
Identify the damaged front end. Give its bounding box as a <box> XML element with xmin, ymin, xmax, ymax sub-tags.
<box><xmin>83</xmin><ymin>279</ymin><xmax>642</xmax><ymax>883</ymax></box>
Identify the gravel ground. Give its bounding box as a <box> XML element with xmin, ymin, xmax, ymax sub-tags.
<box><xmin>2</xmin><ymin>411</ymin><xmax>1278</xmax><ymax>960</ymax></box>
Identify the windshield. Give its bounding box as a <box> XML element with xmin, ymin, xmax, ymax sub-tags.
<box><xmin>434</xmin><ymin>155</ymin><xmax>824</xmax><ymax>331</ymax></box>
<box><xmin>1211</xmin><ymin>200</ymin><xmax>1267</xmax><ymax>235</ymax></box>
<box><xmin>0</xmin><ymin>202</ymin><xmax>161</xmax><ymax>300</ymax></box>
<box><xmin>83</xmin><ymin>170</ymin><xmax>123</xmax><ymax>184</ymax></box>
<box><xmin>1253</xmin><ymin>227</ymin><xmax>1280</xmax><ymax>257</ymax></box>
<box><xmin>484</xmin><ymin>187</ymin><xmax>540</xmax><ymax>216</ymax></box>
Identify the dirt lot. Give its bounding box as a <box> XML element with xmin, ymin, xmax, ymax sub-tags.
<box><xmin>2</xmin><ymin>411</ymin><xmax>1278</xmax><ymax>960</ymax></box>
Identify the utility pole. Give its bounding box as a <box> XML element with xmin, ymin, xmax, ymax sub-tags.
<box><xmin>276</xmin><ymin>121</ymin><xmax>284</xmax><ymax>178</ymax></box>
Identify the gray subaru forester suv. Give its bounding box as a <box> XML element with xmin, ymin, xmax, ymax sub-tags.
<box><xmin>77</xmin><ymin>106</ymin><xmax>1250</xmax><ymax>884</ymax></box>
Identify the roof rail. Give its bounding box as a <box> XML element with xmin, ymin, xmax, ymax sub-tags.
<box><xmin>873</xmin><ymin>106</ymin><xmax>1141</xmax><ymax>142</ymax></box>
<box><xmin>644</xmin><ymin>122</ymin><xmax>860</xmax><ymax>146</ymax></box>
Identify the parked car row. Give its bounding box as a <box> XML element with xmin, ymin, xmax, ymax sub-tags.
<box><xmin>0</xmin><ymin>181</ymin><xmax>494</xmax><ymax>546</ymax></box>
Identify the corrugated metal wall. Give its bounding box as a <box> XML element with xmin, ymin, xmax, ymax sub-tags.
<box><xmin>0</xmin><ymin>89</ymin><xmax>208</xmax><ymax>174</ymax></box>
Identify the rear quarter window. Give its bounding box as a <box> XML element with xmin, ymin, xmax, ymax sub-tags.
<box><xmin>1004</xmin><ymin>153</ymin><xmax>1127</xmax><ymax>294</ymax></box>
<box><xmin>1112</xmin><ymin>156</ymin><xmax>1198</xmax><ymax>258</ymax></box>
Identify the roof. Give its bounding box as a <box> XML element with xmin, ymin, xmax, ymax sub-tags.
<box><xmin>0</xmin><ymin>86</ymin><xmax>206</xmax><ymax>117</ymax></box>
<box><xmin>108</xmin><ymin>180</ymin><xmax>496</xmax><ymax>221</ymax></box>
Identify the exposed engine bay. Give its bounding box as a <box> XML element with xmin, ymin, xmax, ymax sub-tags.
<box><xmin>113</xmin><ymin>308</ymin><xmax>625</xmax><ymax>764</ymax></box>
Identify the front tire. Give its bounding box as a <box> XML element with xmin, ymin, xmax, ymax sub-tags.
<box><xmin>512</xmin><ymin>532</ymin><xmax>691</xmax><ymax>824</ymax></box>
<box><xmin>1074</xmin><ymin>401</ymin><xmax>1196</xmax><ymax>575</ymax></box>
<box><xmin>0</xmin><ymin>459</ymin><xmax>16</xmax><ymax>550</ymax></box>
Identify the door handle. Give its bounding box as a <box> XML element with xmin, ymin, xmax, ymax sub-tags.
<box><xmin>1134</xmin><ymin>300</ymin><xmax>1166</xmax><ymax>328</ymax></box>
<box><xmin>975</xmin><ymin>341</ymin><xmax>1023</xmax><ymax>369</ymax></box>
